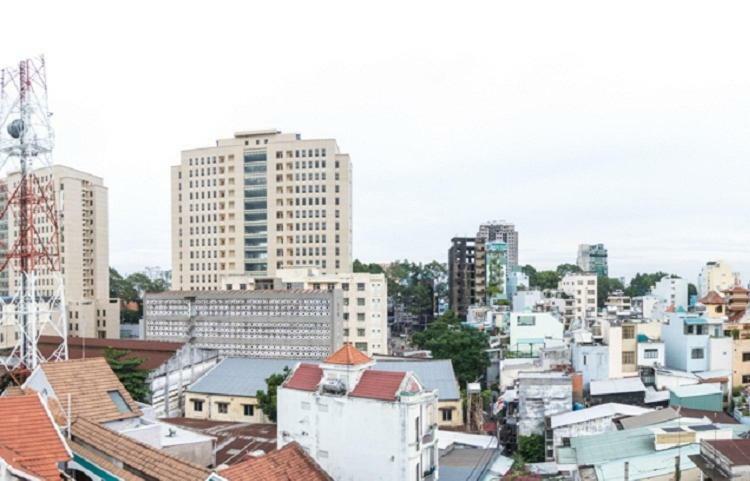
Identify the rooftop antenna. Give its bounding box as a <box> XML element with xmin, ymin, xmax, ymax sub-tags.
<box><xmin>0</xmin><ymin>56</ymin><xmax>67</xmax><ymax>376</ymax></box>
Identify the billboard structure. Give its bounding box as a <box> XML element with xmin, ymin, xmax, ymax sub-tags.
<box><xmin>485</xmin><ymin>241</ymin><xmax>508</xmax><ymax>307</ymax></box>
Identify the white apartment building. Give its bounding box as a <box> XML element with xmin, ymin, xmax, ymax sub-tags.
<box><xmin>171</xmin><ymin>130</ymin><xmax>353</xmax><ymax>291</ymax></box>
<box><xmin>278</xmin><ymin>344</ymin><xmax>439</xmax><ymax>481</ymax></box>
<box><xmin>698</xmin><ymin>260</ymin><xmax>739</xmax><ymax>297</ymax></box>
<box><xmin>558</xmin><ymin>273</ymin><xmax>598</xmax><ymax>321</ymax></box>
<box><xmin>2</xmin><ymin>165</ymin><xmax>119</xmax><ymax>340</ymax></box>
<box><xmin>650</xmin><ymin>276</ymin><xmax>689</xmax><ymax>310</ymax></box>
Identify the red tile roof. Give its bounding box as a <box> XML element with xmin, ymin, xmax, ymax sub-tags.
<box><xmin>219</xmin><ymin>441</ymin><xmax>332</xmax><ymax>481</ymax></box>
<box><xmin>38</xmin><ymin>336</ymin><xmax>184</xmax><ymax>371</ymax></box>
<box><xmin>706</xmin><ymin>439</ymin><xmax>750</xmax><ymax>465</ymax></box>
<box><xmin>0</xmin><ymin>393</ymin><xmax>70</xmax><ymax>481</ymax></box>
<box><xmin>324</xmin><ymin>343</ymin><xmax>371</xmax><ymax>366</ymax></box>
<box><xmin>699</xmin><ymin>291</ymin><xmax>725</xmax><ymax>305</ymax></box>
<box><xmin>350</xmin><ymin>370</ymin><xmax>406</xmax><ymax>401</ymax></box>
<box><xmin>725</xmin><ymin>285</ymin><xmax>750</xmax><ymax>295</ymax></box>
<box><xmin>284</xmin><ymin>364</ymin><xmax>323</xmax><ymax>391</ymax></box>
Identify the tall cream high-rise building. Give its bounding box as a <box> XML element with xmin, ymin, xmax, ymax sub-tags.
<box><xmin>3</xmin><ymin>165</ymin><xmax>120</xmax><ymax>339</ymax></box>
<box><xmin>171</xmin><ymin>130</ymin><xmax>353</xmax><ymax>290</ymax></box>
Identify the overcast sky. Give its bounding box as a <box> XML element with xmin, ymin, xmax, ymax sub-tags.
<box><xmin>1</xmin><ymin>1</ymin><xmax>749</xmax><ymax>284</ymax></box>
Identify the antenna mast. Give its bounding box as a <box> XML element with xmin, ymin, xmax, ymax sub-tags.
<box><xmin>0</xmin><ymin>56</ymin><xmax>67</xmax><ymax>375</ymax></box>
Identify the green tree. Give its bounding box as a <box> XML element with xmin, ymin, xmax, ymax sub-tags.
<box><xmin>520</xmin><ymin>265</ymin><xmax>538</xmax><ymax>287</ymax></box>
<box><xmin>411</xmin><ymin>310</ymin><xmax>489</xmax><ymax>388</ymax></box>
<box><xmin>353</xmin><ymin>259</ymin><xmax>385</xmax><ymax>274</ymax></box>
<box><xmin>517</xmin><ymin>434</ymin><xmax>545</xmax><ymax>463</ymax></box>
<box><xmin>534</xmin><ymin>270</ymin><xmax>560</xmax><ymax>290</ymax></box>
<box><xmin>104</xmin><ymin>347</ymin><xmax>149</xmax><ymax>402</ymax></box>
<box><xmin>597</xmin><ymin>276</ymin><xmax>625</xmax><ymax>307</ymax></box>
<box><xmin>256</xmin><ymin>368</ymin><xmax>290</xmax><ymax>422</ymax></box>
<box><xmin>625</xmin><ymin>272</ymin><xmax>670</xmax><ymax>297</ymax></box>
<box><xmin>110</xmin><ymin>268</ymin><xmax>137</xmax><ymax>301</ymax></box>
<box><xmin>688</xmin><ymin>283</ymin><xmax>698</xmax><ymax>299</ymax></box>
<box><xmin>556</xmin><ymin>263</ymin><xmax>582</xmax><ymax>277</ymax></box>
<box><xmin>384</xmin><ymin>260</ymin><xmax>447</xmax><ymax>318</ymax></box>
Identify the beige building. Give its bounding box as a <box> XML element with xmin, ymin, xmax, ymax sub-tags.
<box><xmin>559</xmin><ymin>272</ymin><xmax>598</xmax><ymax>321</ymax></box>
<box><xmin>221</xmin><ymin>268</ymin><xmax>387</xmax><ymax>355</ymax></box>
<box><xmin>2</xmin><ymin>165</ymin><xmax>119</xmax><ymax>341</ymax></box>
<box><xmin>171</xmin><ymin>130</ymin><xmax>353</xmax><ymax>291</ymax></box>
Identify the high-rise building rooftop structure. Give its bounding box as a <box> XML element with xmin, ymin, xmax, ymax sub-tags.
<box><xmin>577</xmin><ymin>243</ymin><xmax>608</xmax><ymax>277</ymax></box>
<box><xmin>477</xmin><ymin>220</ymin><xmax>518</xmax><ymax>268</ymax></box>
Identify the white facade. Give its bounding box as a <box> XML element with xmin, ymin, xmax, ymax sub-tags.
<box><xmin>637</xmin><ymin>342</ymin><xmax>665</xmax><ymax>367</ymax></box>
<box><xmin>272</xmin><ymin>267</ymin><xmax>388</xmax><ymax>355</ymax></box>
<box><xmin>507</xmin><ymin>311</ymin><xmax>564</xmax><ymax>355</ymax></box>
<box><xmin>512</xmin><ymin>290</ymin><xmax>543</xmax><ymax>311</ymax></box>
<box><xmin>559</xmin><ymin>273</ymin><xmax>598</xmax><ymax>321</ymax></box>
<box><xmin>651</xmin><ymin>277</ymin><xmax>689</xmax><ymax>310</ymax></box>
<box><xmin>632</xmin><ymin>295</ymin><xmax>664</xmax><ymax>320</ymax></box>
<box><xmin>698</xmin><ymin>260</ymin><xmax>739</xmax><ymax>297</ymax></box>
<box><xmin>278</xmin><ymin>354</ymin><xmax>439</xmax><ymax>481</ymax></box>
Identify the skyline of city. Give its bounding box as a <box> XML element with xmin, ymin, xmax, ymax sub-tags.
<box><xmin>2</xmin><ymin>1</ymin><xmax>749</xmax><ymax>282</ymax></box>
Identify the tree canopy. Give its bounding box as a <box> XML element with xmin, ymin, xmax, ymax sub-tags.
<box><xmin>104</xmin><ymin>347</ymin><xmax>149</xmax><ymax>402</ymax></box>
<box><xmin>110</xmin><ymin>268</ymin><xmax>169</xmax><ymax>302</ymax></box>
<box><xmin>624</xmin><ymin>272</ymin><xmax>671</xmax><ymax>297</ymax></box>
<box><xmin>411</xmin><ymin>310</ymin><xmax>489</xmax><ymax>388</ymax></box>
<box><xmin>597</xmin><ymin>276</ymin><xmax>625</xmax><ymax>307</ymax></box>
<box><xmin>256</xmin><ymin>368</ymin><xmax>290</xmax><ymax>423</ymax></box>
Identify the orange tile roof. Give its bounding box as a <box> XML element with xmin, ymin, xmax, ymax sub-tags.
<box><xmin>324</xmin><ymin>343</ymin><xmax>371</xmax><ymax>365</ymax></box>
<box><xmin>68</xmin><ymin>440</ymin><xmax>143</xmax><ymax>481</ymax></box>
<box><xmin>220</xmin><ymin>441</ymin><xmax>332</xmax><ymax>481</ymax></box>
<box><xmin>0</xmin><ymin>393</ymin><xmax>70</xmax><ymax>481</ymax></box>
<box><xmin>284</xmin><ymin>364</ymin><xmax>323</xmax><ymax>391</ymax></box>
<box><xmin>699</xmin><ymin>291</ymin><xmax>725</xmax><ymax>305</ymax></box>
<box><xmin>71</xmin><ymin>417</ymin><xmax>210</xmax><ymax>481</ymax></box>
<box><xmin>350</xmin><ymin>370</ymin><xmax>406</xmax><ymax>401</ymax></box>
<box><xmin>36</xmin><ymin>357</ymin><xmax>142</xmax><ymax>423</ymax></box>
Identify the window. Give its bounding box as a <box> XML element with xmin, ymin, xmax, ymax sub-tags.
<box><xmin>644</xmin><ymin>349</ymin><xmax>659</xmax><ymax>359</ymax></box>
<box><xmin>440</xmin><ymin>408</ymin><xmax>453</xmax><ymax>422</ymax></box>
<box><xmin>192</xmin><ymin>399</ymin><xmax>204</xmax><ymax>412</ymax></box>
<box><xmin>743</xmin><ymin>375</ymin><xmax>750</xmax><ymax>384</ymax></box>
<box><xmin>691</xmin><ymin>348</ymin><xmax>704</xmax><ymax>359</ymax></box>
<box><xmin>355</xmin><ymin>342</ymin><xmax>368</xmax><ymax>351</ymax></box>
<box><xmin>357</xmin><ymin>283</ymin><xmax>365</xmax><ymax>291</ymax></box>
<box><xmin>622</xmin><ymin>351</ymin><xmax>635</xmax><ymax>365</ymax></box>
<box><xmin>243</xmin><ymin>404</ymin><xmax>254</xmax><ymax>416</ymax></box>
<box><xmin>357</xmin><ymin>313</ymin><xmax>365</xmax><ymax>321</ymax></box>
<box><xmin>517</xmin><ymin>315</ymin><xmax>535</xmax><ymax>326</ymax></box>
<box><xmin>622</xmin><ymin>325</ymin><xmax>635</xmax><ymax>339</ymax></box>
<box><xmin>744</xmin><ymin>352</ymin><xmax>750</xmax><ymax>362</ymax></box>
<box><xmin>357</xmin><ymin>328</ymin><xmax>365</xmax><ymax>336</ymax></box>
<box><xmin>108</xmin><ymin>390</ymin><xmax>133</xmax><ymax>413</ymax></box>
<box><xmin>217</xmin><ymin>402</ymin><xmax>229</xmax><ymax>414</ymax></box>
<box><xmin>357</xmin><ymin>298</ymin><xmax>365</xmax><ymax>306</ymax></box>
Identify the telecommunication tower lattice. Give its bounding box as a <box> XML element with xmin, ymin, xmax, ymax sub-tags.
<box><xmin>0</xmin><ymin>56</ymin><xmax>67</xmax><ymax>375</ymax></box>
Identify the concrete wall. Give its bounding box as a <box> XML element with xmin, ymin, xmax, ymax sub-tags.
<box><xmin>184</xmin><ymin>392</ymin><xmax>270</xmax><ymax>424</ymax></box>
<box><xmin>571</xmin><ymin>344</ymin><xmax>609</xmax><ymax>390</ymax></box>
<box><xmin>278</xmin><ymin>383</ymin><xmax>439</xmax><ymax>481</ymax></box>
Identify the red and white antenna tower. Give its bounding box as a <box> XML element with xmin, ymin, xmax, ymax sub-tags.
<box><xmin>0</xmin><ymin>56</ymin><xmax>67</xmax><ymax>375</ymax></box>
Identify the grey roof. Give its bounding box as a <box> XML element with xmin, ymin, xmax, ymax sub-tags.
<box><xmin>618</xmin><ymin>407</ymin><xmax>679</xmax><ymax>429</ymax></box>
<box><xmin>376</xmin><ymin>359</ymin><xmax>461</xmax><ymax>401</ymax></box>
<box><xmin>188</xmin><ymin>358</ymin><xmax>304</xmax><ymax>396</ymax></box>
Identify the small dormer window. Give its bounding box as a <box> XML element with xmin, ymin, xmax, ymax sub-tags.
<box><xmin>107</xmin><ymin>390</ymin><xmax>132</xmax><ymax>414</ymax></box>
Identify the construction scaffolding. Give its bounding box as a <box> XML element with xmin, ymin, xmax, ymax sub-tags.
<box><xmin>0</xmin><ymin>56</ymin><xmax>67</xmax><ymax>376</ymax></box>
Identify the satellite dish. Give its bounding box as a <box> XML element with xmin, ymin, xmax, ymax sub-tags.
<box><xmin>7</xmin><ymin>119</ymin><xmax>25</xmax><ymax>139</ymax></box>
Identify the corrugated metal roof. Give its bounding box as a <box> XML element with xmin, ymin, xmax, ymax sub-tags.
<box><xmin>619</xmin><ymin>407</ymin><xmax>679</xmax><ymax>429</ymax></box>
<box><xmin>670</xmin><ymin>383</ymin><xmax>722</xmax><ymax>398</ymax></box>
<box><xmin>376</xmin><ymin>359</ymin><xmax>461</xmax><ymax>400</ymax></box>
<box><xmin>590</xmin><ymin>377</ymin><xmax>645</xmax><ymax>395</ymax></box>
<box><xmin>189</xmin><ymin>358</ymin><xmax>303</xmax><ymax>396</ymax></box>
<box><xmin>550</xmin><ymin>403</ymin><xmax>652</xmax><ymax>428</ymax></box>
